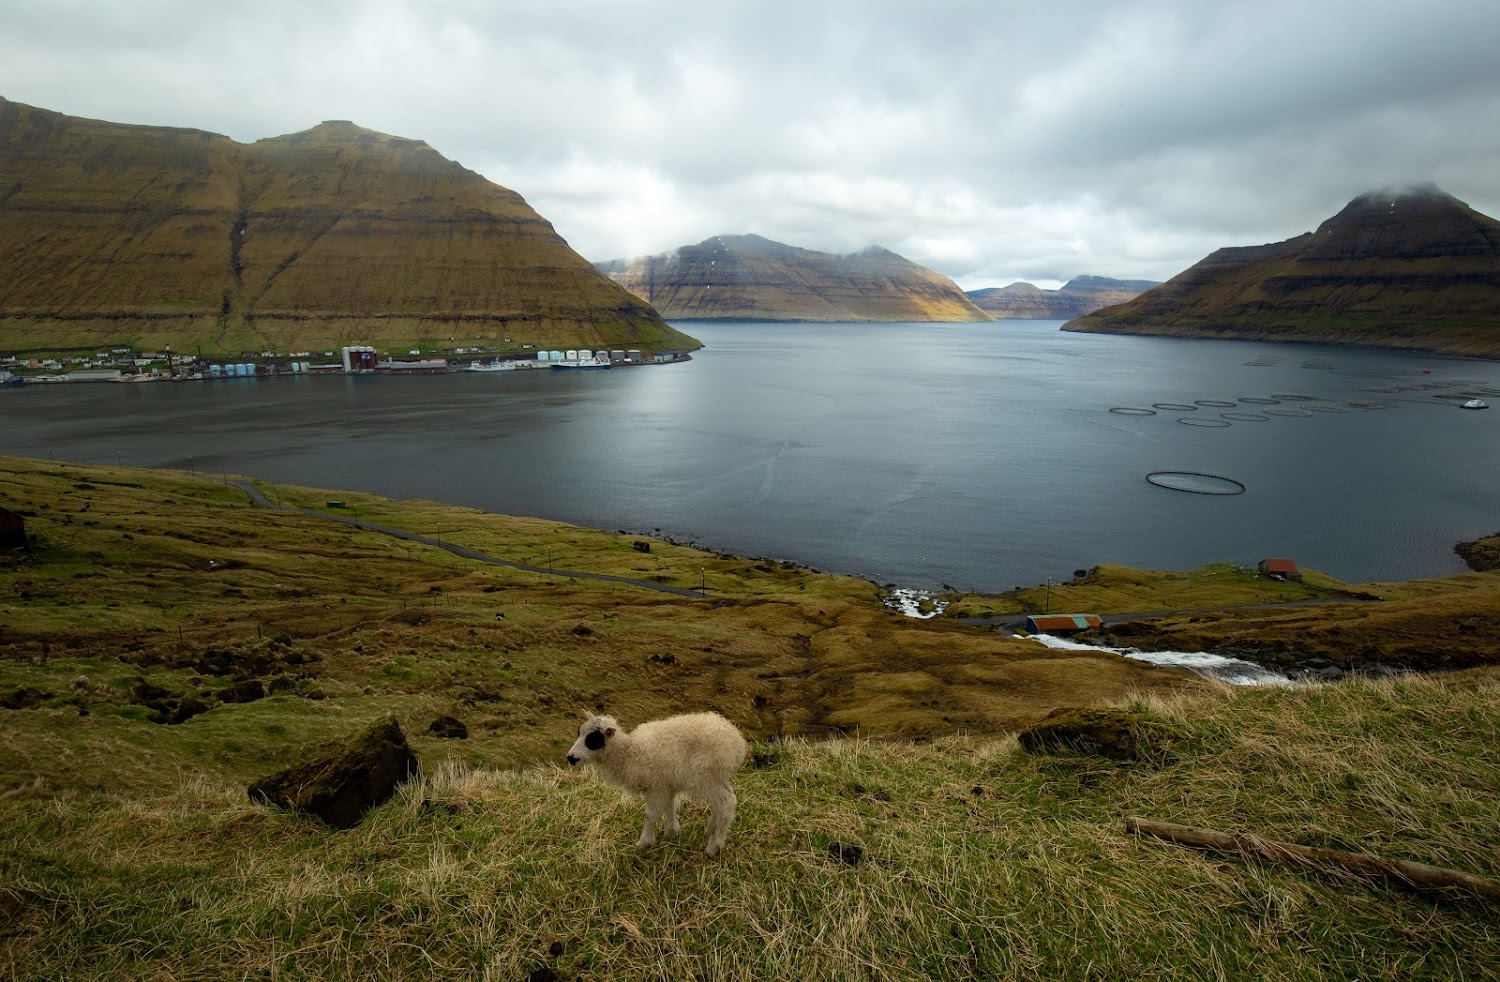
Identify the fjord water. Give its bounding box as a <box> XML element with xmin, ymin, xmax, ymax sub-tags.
<box><xmin>4</xmin><ymin>321</ymin><xmax>1496</xmax><ymax>592</ymax></box>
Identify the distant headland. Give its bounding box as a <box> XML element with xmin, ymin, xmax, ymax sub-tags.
<box><xmin>1062</xmin><ymin>185</ymin><xmax>1500</xmax><ymax>359</ymax></box>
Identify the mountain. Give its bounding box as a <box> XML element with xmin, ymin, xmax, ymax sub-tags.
<box><xmin>967</xmin><ymin>275</ymin><xmax>1159</xmax><ymax>319</ymax></box>
<box><xmin>1062</xmin><ymin>185</ymin><xmax>1500</xmax><ymax>357</ymax></box>
<box><xmin>596</xmin><ymin>234</ymin><xmax>994</xmax><ymax>322</ymax></box>
<box><xmin>0</xmin><ymin>97</ymin><xmax>696</xmax><ymax>358</ymax></box>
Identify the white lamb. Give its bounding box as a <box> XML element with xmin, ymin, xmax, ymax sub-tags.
<box><xmin>566</xmin><ymin>711</ymin><xmax>748</xmax><ymax>856</ymax></box>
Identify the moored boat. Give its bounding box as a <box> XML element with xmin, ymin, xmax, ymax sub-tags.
<box><xmin>1461</xmin><ymin>398</ymin><xmax>1489</xmax><ymax>410</ymax></box>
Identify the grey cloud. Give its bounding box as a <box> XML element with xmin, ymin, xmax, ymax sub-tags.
<box><xmin>1</xmin><ymin>0</ymin><xmax>1497</xmax><ymax>287</ymax></box>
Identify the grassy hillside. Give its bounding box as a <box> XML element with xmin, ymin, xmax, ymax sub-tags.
<box><xmin>1063</xmin><ymin>186</ymin><xmax>1500</xmax><ymax>358</ymax></box>
<box><xmin>0</xmin><ymin>98</ymin><xmax>696</xmax><ymax>359</ymax></box>
<box><xmin>5</xmin><ymin>672</ymin><xmax>1497</xmax><ymax>978</ymax></box>
<box><xmin>0</xmin><ymin>456</ymin><xmax>1193</xmax><ymax>759</ymax></box>
<box><xmin>4</xmin><ymin>457</ymin><xmax>1498</xmax><ymax>979</ymax></box>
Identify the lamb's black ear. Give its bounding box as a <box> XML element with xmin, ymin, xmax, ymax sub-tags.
<box><xmin>584</xmin><ymin>730</ymin><xmax>606</xmax><ymax>750</ymax></box>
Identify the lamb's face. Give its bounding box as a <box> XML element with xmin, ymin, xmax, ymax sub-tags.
<box><xmin>566</xmin><ymin>715</ymin><xmax>619</xmax><ymax>766</ymax></box>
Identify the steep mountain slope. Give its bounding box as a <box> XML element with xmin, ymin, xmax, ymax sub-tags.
<box><xmin>1062</xmin><ymin>186</ymin><xmax>1500</xmax><ymax>357</ymax></box>
<box><xmin>596</xmin><ymin>234</ymin><xmax>994</xmax><ymax>322</ymax></box>
<box><xmin>968</xmin><ymin>275</ymin><xmax>1158</xmax><ymax>318</ymax></box>
<box><xmin>0</xmin><ymin>97</ymin><xmax>695</xmax><ymax>357</ymax></box>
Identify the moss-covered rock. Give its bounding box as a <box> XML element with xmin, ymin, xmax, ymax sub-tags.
<box><xmin>1018</xmin><ymin>707</ymin><xmax>1139</xmax><ymax>760</ymax></box>
<box><xmin>248</xmin><ymin>716</ymin><xmax>420</xmax><ymax>829</ymax></box>
<box><xmin>1456</xmin><ymin>532</ymin><xmax>1500</xmax><ymax>572</ymax></box>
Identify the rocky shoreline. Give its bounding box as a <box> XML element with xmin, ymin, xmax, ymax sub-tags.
<box><xmin>1456</xmin><ymin>531</ymin><xmax>1500</xmax><ymax>572</ymax></box>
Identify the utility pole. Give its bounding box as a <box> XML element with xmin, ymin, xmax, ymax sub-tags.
<box><xmin>1045</xmin><ymin>577</ymin><xmax>1051</xmax><ymax>614</ymax></box>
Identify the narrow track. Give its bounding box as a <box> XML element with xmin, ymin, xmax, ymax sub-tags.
<box><xmin>228</xmin><ymin>480</ymin><xmax>710</xmax><ymax>599</ymax></box>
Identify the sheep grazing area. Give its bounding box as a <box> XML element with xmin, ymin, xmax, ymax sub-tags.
<box><xmin>3</xmin><ymin>456</ymin><xmax>1500</xmax><ymax>979</ymax></box>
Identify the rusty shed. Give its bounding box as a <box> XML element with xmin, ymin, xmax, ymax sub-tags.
<box><xmin>1257</xmin><ymin>558</ymin><xmax>1302</xmax><ymax>580</ymax></box>
<box><xmin>1025</xmin><ymin>613</ymin><xmax>1103</xmax><ymax>634</ymax></box>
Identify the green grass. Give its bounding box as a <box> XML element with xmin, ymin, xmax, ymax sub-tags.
<box><xmin>5</xmin><ymin>456</ymin><xmax>1500</xmax><ymax>979</ymax></box>
<box><xmin>3</xmin><ymin>675</ymin><xmax>1498</xmax><ymax>980</ymax></box>
<box><xmin>944</xmin><ymin>562</ymin><xmax>1355</xmax><ymax>618</ymax></box>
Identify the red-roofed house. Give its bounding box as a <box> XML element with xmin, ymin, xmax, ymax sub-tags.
<box><xmin>1257</xmin><ymin>558</ymin><xmax>1301</xmax><ymax>580</ymax></box>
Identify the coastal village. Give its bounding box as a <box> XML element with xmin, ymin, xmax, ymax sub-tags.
<box><xmin>0</xmin><ymin>343</ymin><xmax>688</xmax><ymax>384</ymax></box>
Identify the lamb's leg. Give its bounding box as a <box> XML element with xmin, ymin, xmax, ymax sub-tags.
<box><xmin>637</xmin><ymin>792</ymin><xmax>670</xmax><ymax>848</ymax></box>
<box><xmin>704</xmin><ymin>784</ymin><xmax>737</xmax><ymax>857</ymax></box>
<box><xmin>662</xmin><ymin>792</ymin><xmax>681</xmax><ymax>839</ymax></box>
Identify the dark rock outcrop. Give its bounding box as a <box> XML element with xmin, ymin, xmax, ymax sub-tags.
<box><xmin>248</xmin><ymin>716</ymin><xmax>420</xmax><ymax>828</ymax></box>
<box><xmin>1017</xmin><ymin>707</ymin><xmax>1139</xmax><ymax>760</ymax></box>
<box><xmin>218</xmin><ymin>679</ymin><xmax>266</xmax><ymax>704</ymax></box>
<box><xmin>427</xmin><ymin>715</ymin><xmax>468</xmax><ymax>739</ymax></box>
<box><xmin>597</xmin><ymin>234</ymin><xmax>993</xmax><ymax>322</ymax></box>
<box><xmin>1456</xmin><ymin>532</ymin><xmax>1500</xmax><ymax>572</ymax></box>
<box><xmin>1062</xmin><ymin>185</ymin><xmax>1500</xmax><ymax>357</ymax></box>
<box><xmin>1</xmin><ymin>686</ymin><xmax>49</xmax><ymax>710</ymax></box>
<box><xmin>968</xmin><ymin>275</ymin><xmax>1158</xmax><ymax>319</ymax></box>
<box><xmin>129</xmin><ymin>678</ymin><xmax>211</xmax><ymax>725</ymax></box>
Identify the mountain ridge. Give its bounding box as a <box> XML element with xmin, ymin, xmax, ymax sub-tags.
<box><xmin>968</xmin><ymin>275</ymin><xmax>1159</xmax><ymax>319</ymax></box>
<box><xmin>1061</xmin><ymin>185</ymin><xmax>1500</xmax><ymax>357</ymax></box>
<box><xmin>0</xmin><ymin>96</ymin><xmax>696</xmax><ymax>358</ymax></box>
<box><xmin>597</xmin><ymin>234</ymin><xmax>994</xmax><ymax>322</ymax></box>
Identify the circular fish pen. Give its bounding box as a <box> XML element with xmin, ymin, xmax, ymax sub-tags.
<box><xmin>1153</xmin><ymin>402</ymin><xmax>1199</xmax><ymax>411</ymax></box>
<box><xmin>1146</xmin><ymin>471</ymin><xmax>1247</xmax><ymax>495</ymax></box>
<box><xmin>1221</xmin><ymin>412</ymin><xmax>1269</xmax><ymax>422</ymax></box>
<box><xmin>1263</xmin><ymin>407</ymin><xmax>1313</xmax><ymax>417</ymax></box>
<box><xmin>1109</xmin><ymin>407</ymin><xmax>1157</xmax><ymax>415</ymax></box>
<box><xmin>1306</xmin><ymin>403</ymin><xmax>1349</xmax><ymax>413</ymax></box>
<box><xmin>1194</xmin><ymin>399</ymin><xmax>1237</xmax><ymax>408</ymax></box>
<box><xmin>1179</xmin><ymin>416</ymin><xmax>1231</xmax><ymax>427</ymax></box>
<box><xmin>1238</xmin><ymin>397</ymin><xmax>1280</xmax><ymax>405</ymax></box>
<box><xmin>1270</xmin><ymin>392</ymin><xmax>1317</xmax><ymax>401</ymax></box>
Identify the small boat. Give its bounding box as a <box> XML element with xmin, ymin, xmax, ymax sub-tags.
<box><xmin>1461</xmin><ymin>398</ymin><xmax>1489</xmax><ymax>410</ymax></box>
<box><xmin>551</xmin><ymin>356</ymin><xmax>612</xmax><ymax>370</ymax></box>
<box><xmin>465</xmin><ymin>360</ymin><xmax>518</xmax><ymax>372</ymax></box>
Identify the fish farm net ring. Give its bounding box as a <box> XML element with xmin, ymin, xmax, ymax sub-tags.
<box><xmin>1153</xmin><ymin>402</ymin><xmax>1198</xmax><ymax>411</ymax></box>
<box><xmin>1221</xmin><ymin>412</ymin><xmax>1269</xmax><ymax>421</ymax></box>
<box><xmin>1271</xmin><ymin>393</ymin><xmax>1316</xmax><ymax>401</ymax></box>
<box><xmin>1179</xmin><ymin>416</ymin><xmax>1231</xmax><ymax>427</ymax></box>
<box><xmin>1306</xmin><ymin>403</ymin><xmax>1349</xmax><ymax>413</ymax></box>
<box><xmin>1195</xmin><ymin>399</ymin><xmax>1237</xmax><ymax>407</ymax></box>
<box><xmin>1238</xmin><ymin>397</ymin><xmax>1280</xmax><ymax>404</ymax></box>
<box><xmin>1263</xmin><ymin>407</ymin><xmax>1313</xmax><ymax>417</ymax></box>
<box><xmin>1147</xmin><ymin>471</ymin><xmax>1247</xmax><ymax>494</ymax></box>
<box><xmin>1109</xmin><ymin>407</ymin><xmax>1157</xmax><ymax>415</ymax></box>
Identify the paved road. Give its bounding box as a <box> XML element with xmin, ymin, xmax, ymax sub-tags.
<box><xmin>228</xmin><ymin>480</ymin><xmax>711</xmax><ymax>599</ymax></box>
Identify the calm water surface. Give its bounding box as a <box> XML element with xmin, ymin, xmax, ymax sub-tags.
<box><xmin>4</xmin><ymin>321</ymin><xmax>1497</xmax><ymax>592</ymax></box>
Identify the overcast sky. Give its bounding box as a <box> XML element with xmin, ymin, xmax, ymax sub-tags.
<box><xmin>4</xmin><ymin>0</ymin><xmax>1499</xmax><ymax>289</ymax></box>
